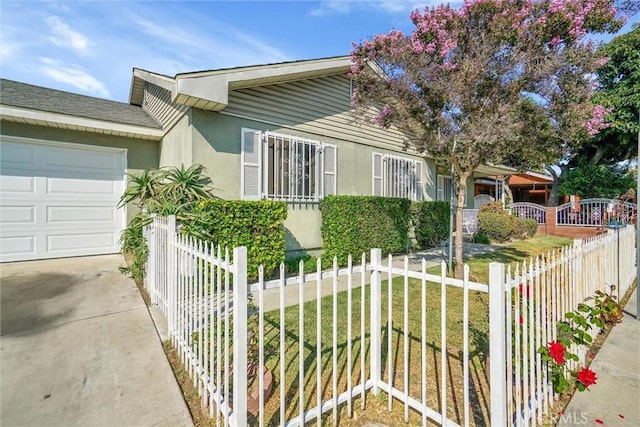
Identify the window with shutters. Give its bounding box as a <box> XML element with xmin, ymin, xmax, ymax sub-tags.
<box><xmin>241</xmin><ymin>128</ymin><xmax>336</xmax><ymax>202</ymax></box>
<box><xmin>372</xmin><ymin>152</ymin><xmax>423</xmax><ymax>201</ymax></box>
<box><xmin>437</xmin><ymin>174</ymin><xmax>452</xmax><ymax>202</ymax></box>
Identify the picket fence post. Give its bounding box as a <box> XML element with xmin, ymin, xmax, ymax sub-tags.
<box><xmin>231</xmin><ymin>246</ymin><xmax>248</xmax><ymax>427</ymax></box>
<box><xmin>167</xmin><ymin>215</ymin><xmax>177</xmax><ymax>342</ymax></box>
<box><xmin>147</xmin><ymin>214</ymin><xmax>157</xmax><ymax>305</ymax></box>
<box><xmin>489</xmin><ymin>262</ymin><xmax>507</xmax><ymax>426</ymax></box>
<box><xmin>369</xmin><ymin>248</ymin><xmax>382</xmax><ymax>394</ymax></box>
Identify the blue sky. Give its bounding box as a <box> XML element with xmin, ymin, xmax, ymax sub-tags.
<box><xmin>1</xmin><ymin>1</ymin><xmax>636</xmax><ymax>103</ymax></box>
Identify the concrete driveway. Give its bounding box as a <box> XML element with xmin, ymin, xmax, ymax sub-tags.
<box><xmin>0</xmin><ymin>255</ymin><xmax>193</xmax><ymax>427</ymax></box>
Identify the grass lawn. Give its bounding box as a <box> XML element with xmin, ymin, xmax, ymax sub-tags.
<box><xmin>231</xmin><ymin>235</ymin><xmax>573</xmax><ymax>426</ymax></box>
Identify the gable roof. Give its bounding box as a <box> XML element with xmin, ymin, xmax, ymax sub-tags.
<box><xmin>1</xmin><ymin>79</ymin><xmax>163</xmax><ymax>140</ymax></box>
<box><xmin>130</xmin><ymin>56</ymin><xmax>353</xmax><ymax>111</ymax></box>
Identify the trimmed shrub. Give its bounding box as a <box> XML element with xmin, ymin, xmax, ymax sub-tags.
<box><xmin>185</xmin><ymin>200</ymin><xmax>288</xmax><ymax>279</ymax></box>
<box><xmin>477</xmin><ymin>212</ymin><xmax>513</xmax><ymax>242</ymax></box>
<box><xmin>511</xmin><ymin>217</ymin><xmax>530</xmax><ymax>240</ymax></box>
<box><xmin>320</xmin><ymin>195</ymin><xmax>412</xmax><ymax>266</ymax></box>
<box><xmin>523</xmin><ymin>218</ymin><xmax>539</xmax><ymax>237</ymax></box>
<box><xmin>471</xmin><ymin>230</ymin><xmax>491</xmax><ymax>244</ymax></box>
<box><xmin>479</xmin><ymin>201</ymin><xmax>506</xmax><ymax>214</ymax></box>
<box><xmin>411</xmin><ymin>201</ymin><xmax>450</xmax><ymax>248</ymax></box>
<box><xmin>511</xmin><ymin>217</ymin><xmax>539</xmax><ymax>239</ymax></box>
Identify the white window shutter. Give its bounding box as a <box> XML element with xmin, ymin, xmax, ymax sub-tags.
<box><xmin>415</xmin><ymin>161</ymin><xmax>423</xmax><ymax>201</ymax></box>
<box><xmin>241</xmin><ymin>129</ymin><xmax>262</xmax><ymax>200</ymax></box>
<box><xmin>372</xmin><ymin>153</ymin><xmax>383</xmax><ymax>196</ymax></box>
<box><xmin>437</xmin><ymin>175</ymin><xmax>444</xmax><ymax>201</ymax></box>
<box><xmin>323</xmin><ymin>144</ymin><xmax>337</xmax><ymax>196</ymax></box>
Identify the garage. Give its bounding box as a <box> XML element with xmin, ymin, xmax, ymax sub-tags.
<box><xmin>0</xmin><ymin>137</ymin><xmax>126</xmax><ymax>262</ymax></box>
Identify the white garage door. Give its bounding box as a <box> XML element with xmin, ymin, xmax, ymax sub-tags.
<box><xmin>0</xmin><ymin>137</ymin><xmax>126</xmax><ymax>262</ymax></box>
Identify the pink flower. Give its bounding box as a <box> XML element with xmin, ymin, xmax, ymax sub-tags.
<box><xmin>585</xmin><ymin>105</ymin><xmax>613</xmax><ymax>136</ymax></box>
<box><xmin>375</xmin><ymin>104</ymin><xmax>393</xmax><ymax>125</ymax></box>
<box><xmin>595</xmin><ymin>56</ymin><xmax>611</xmax><ymax>68</ymax></box>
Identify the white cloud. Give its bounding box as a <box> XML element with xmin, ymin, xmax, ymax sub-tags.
<box><xmin>0</xmin><ymin>39</ymin><xmax>21</xmax><ymax>62</ymax></box>
<box><xmin>311</xmin><ymin>0</ymin><xmax>449</xmax><ymax>16</ymax></box>
<box><xmin>310</xmin><ymin>0</ymin><xmax>352</xmax><ymax>16</ymax></box>
<box><xmin>39</xmin><ymin>58</ymin><xmax>110</xmax><ymax>98</ymax></box>
<box><xmin>130</xmin><ymin>14</ymin><xmax>290</xmax><ymax>72</ymax></box>
<box><xmin>46</xmin><ymin>16</ymin><xmax>91</xmax><ymax>54</ymax></box>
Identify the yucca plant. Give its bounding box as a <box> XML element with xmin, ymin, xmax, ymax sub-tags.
<box><xmin>161</xmin><ymin>164</ymin><xmax>214</xmax><ymax>205</ymax></box>
<box><xmin>118</xmin><ymin>168</ymin><xmax>164</xmax><ymax>208</ymax></box>
<box><xmin>117</xmin><ymin>164</ymin><xmax>216</xmax><ymax>282</ymax></box>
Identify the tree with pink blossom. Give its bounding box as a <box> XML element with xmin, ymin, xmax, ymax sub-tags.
<box><xmin>350</xmin><ymin>0</ymin><xmax>625</xmax><ymax>277</ymax></box>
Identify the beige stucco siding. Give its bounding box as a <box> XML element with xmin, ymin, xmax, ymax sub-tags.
<box><xmin>190</xmin><ymin>109</ymin><xmax>243</xmax><ymax>200</ymax></box>
<box><xmin>159</xmin><ymin>113</ymin><xmax>193</xmax><ymax>169</ymax></box>
<box><xmin>186</xmin><ymin>110</ymin><xmax>435</xmax><ymax>255</ymax></box>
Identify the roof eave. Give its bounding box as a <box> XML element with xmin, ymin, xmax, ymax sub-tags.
<box><xmin>129</xmin><ymin>68</ymin><xmax>176</xmax><ymax>106</ymax></box>
<box><xmin>171</xmin><ymin>56</ymin><xmax>354</xmax><ymax>111</ymax></box>
<box><xmin>0</xmin><ymin>105</ymin><xmax>163</xmax><ymax>141</ymax></box>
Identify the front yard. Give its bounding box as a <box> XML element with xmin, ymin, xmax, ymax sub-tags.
<box><xmin>252</xmin><ymin>235</ymin><xmax>573</xmax><ymax>426</ymax></box>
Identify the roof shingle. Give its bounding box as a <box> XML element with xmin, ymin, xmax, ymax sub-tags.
<box><xmin>0</xmin><ymin>79</ymin><xmax>161</xmax><ymax>129</ymax></box>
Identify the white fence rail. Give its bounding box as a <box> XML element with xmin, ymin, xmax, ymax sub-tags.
<box><xmin>144</xmin><ymin>215</ymin><xmax>486</xmax><ymax>426</ymax></box>
<box><xmin>143</xmin><ymin>215</ymin><xmax>636</xmax><ymax>426</ymax></box>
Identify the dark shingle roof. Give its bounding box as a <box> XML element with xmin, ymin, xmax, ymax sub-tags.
<box><xmin>0</xmin><ymin>79</ymin><xmax>161</xmax><ymax>129</ymax></box>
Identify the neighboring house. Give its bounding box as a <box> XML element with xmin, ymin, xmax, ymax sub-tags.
<box><xmin>473</xmin><ymin>170</ymin><xmax>554</xmax><ymax>208</ymax></box>
<box><xmin>0</xmin><ymin>56</ymin><xmax>511</xmax><ymax>262</ymax></box>
<box><xmin>509</xmin><ymin>172</ymin><xmax>554</xmax><ymax>205</ymax></box>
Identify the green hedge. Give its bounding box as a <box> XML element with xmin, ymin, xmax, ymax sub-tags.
<box><xmin>184</xmin><ymin>200</ymin><xmax>288</xmax><ymax>279</ymax></box>
<box><xmin>411</xmin><ymin>201</ymin><xmax>450</xmax><ymax>248</ymax></box>
<box><xmin>518</xmin><ymin>218</ymin><xmax>539</xmax><ymax>238</ymax></box>
<box><xmin>478</xmin><ymin>212</ymin><xmax>538</xmax><ymax>243</ymax></box>
<box><xmin>477</xmin><ymin>212</ymin><xmax>513</xmax><ymax>242</ymax></box>
<box><xmin>320</xmin><ymin>195</ymin><xmax>411</xmax><ymax>265</ymax></box>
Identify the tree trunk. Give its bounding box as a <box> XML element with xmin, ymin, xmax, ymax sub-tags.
<box><xmin>545</xmin><ymin>166</ymin><xmax>560</xmax><ymax>207</ymax></box>
<box><xmin>454</xmin><ymin>173</ymin><xmax>469</xmax><ymax>279</ymax></box>
<box><xmin>504</xmin><ymin>175</ymin><xmax>514</xmax><ymax>205</ymax></box>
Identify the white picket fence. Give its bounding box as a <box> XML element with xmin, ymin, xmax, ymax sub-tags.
<box><xmin>488</xmin><ymin>225</ymin><xmax>636</xmax><ymax>426</ymax></box>
<box><xmin>143</xmin><ymin>215</ymin><xmax>636</xmax><ymax>426</ymax></box>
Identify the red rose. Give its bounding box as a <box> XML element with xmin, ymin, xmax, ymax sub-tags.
<box><xmin>577</xmin><ymin>367</ymin><xmax>597</xmax><ymax>388</ymax></box>
<box><xmin>548</xmin><ymin>341</ymin><xmax>566</xmax><ymax>364</ymax></box>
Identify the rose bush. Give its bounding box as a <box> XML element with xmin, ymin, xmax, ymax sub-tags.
<box><xmin>538</xmin><ymin>287</ymin><xmax>622</xmax><ymax>395</ymax></box>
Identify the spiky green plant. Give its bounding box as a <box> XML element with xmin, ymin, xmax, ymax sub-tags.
<box><xmin>161</xmin><ymin>164</ymin><xmax>214</xmax><ymax>205</ymax></box>
<box><xmin>118</xmin><ymin>168</ymin><xmax>164</xmax><ymax>208</ymax></box>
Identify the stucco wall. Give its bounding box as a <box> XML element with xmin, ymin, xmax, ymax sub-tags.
<box><xmin>187</xmin><ymin>110</ymin><xmax>438</xmax><ymax>256</ymax></box>
<box><xmin>190</xmin><ymin>109</ymin><xmax>243</xmax><ymax>200</ymax></box>
<box><xmin>159</xmin><ymin>112</ymin><xmax>192</xmax><ymax>169</ymax></box>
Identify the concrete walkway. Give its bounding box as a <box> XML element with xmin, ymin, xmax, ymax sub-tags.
<box><xmin>259</xmin><ymin>242</ymin><xmax>502</xmax><ymax>312</ymax></box>
<box><xmin>0</xmin><ymin>255</ymin><xmax>193</xmax><ymax>427</ymax></box>
<box><xmin>558</xmin><ymin>287</ymin><xmax>640</xmax><ymax>426</ymax></box>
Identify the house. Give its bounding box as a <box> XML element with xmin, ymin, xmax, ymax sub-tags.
<box><xmin>472</xmin><ymin>170</ymin><xmax>554</xmax><ymax>208</ymax></box>
<box><xmin>0</xmin><ymin>56</ymin><xmax>511</xmax><ymax>262</ymax></box>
